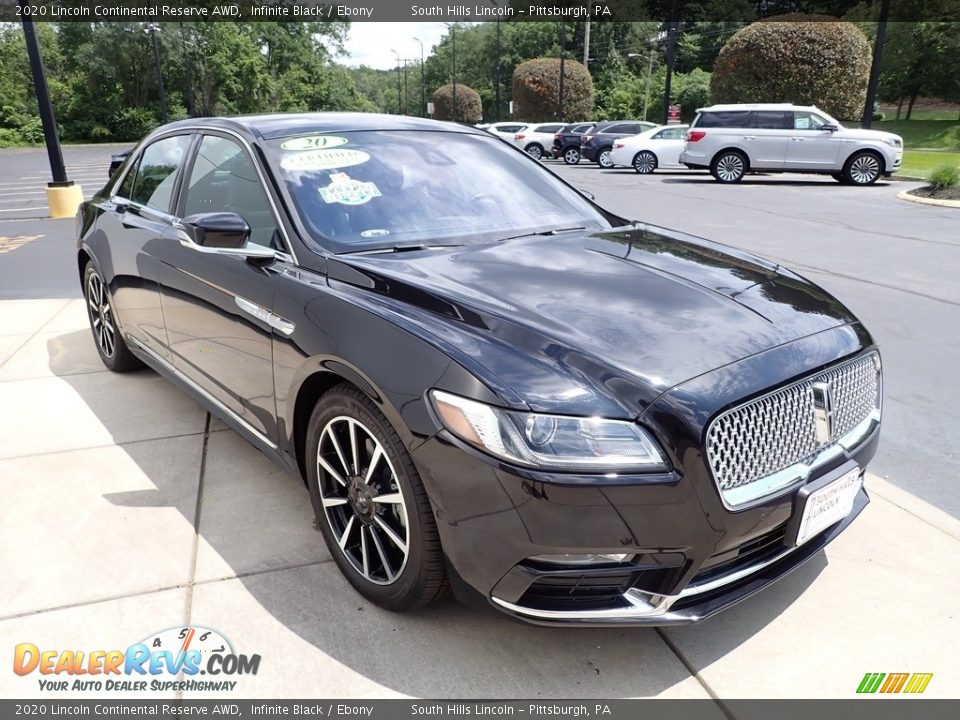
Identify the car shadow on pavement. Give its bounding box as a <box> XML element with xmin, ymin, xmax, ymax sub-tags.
<box><xmin>660</xmin><ymin>177</ymin><xmax>893</xmax><ymax>187</ymax></box>
<box><xmin>47</xmin><ymin>328</ymin><xmax>828</xmax><ymax>697</ymax></box>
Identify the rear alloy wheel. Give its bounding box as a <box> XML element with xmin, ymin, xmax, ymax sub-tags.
<box><xmin>843</xmin><ymin>152</ymin><xmax>882</xmax><ymax>185</ymax></box>
<box><xmin>563</xmin><ymin>147</ymin><xmax>581</xmax><ymax>165</ymax></box>
<box><xmin>596</xmin><ymin>148</ymin><xmax>614</xmax><ymax>168</ymax></box>
<box><xmin>83</xmin><ymin>263</ymin><xmax>141</xmax><ymax>372</ymax></box>
<box><xmin>525</xmin><ymin>144</ymin><xmax>543</xmax><ymax>161</ymax></box>
<box><xmin>711</xmin><ymin>151</ymin><xmax>747</xmax><ymax>183</ymax></box>
<box><xmin>307</xmin><ymin>385</ymin><xmax>447</xmax><ymax>611</ymax></box>
<box><xmin>633</xmin><ymin>151</ymin><xmax>658</xmax><ymax>174</ymax></box>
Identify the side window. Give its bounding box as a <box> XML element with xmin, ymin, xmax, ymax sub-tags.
<box><xmin>662</xmin><ymin>128</ymin><xmax>686</xmax><ymax>140</ymax></box>
<box><xmin>605</xmin><ymin>124</ymin><xmax>627</xmax><ymax>134</ymax></box>
<box><xmin>753</xmin><ymin>111</ymin><xmax>791</xmax><ymax>129</ymax></box>
<box><xmin>129</xmin><ymin>135</ymin><xmax>191</xmax><ymax>212</ymax></box>
<box><xmin>183</xmin><ymin>134</ymin><xmax>280</xmax><ymax>249</ymax></box>
<box><xmin>117</xmin><ymin>160</ymin><xmax>138</xmax><ymax>200</ymax></box>
<box><xmin>697</xmin><ymin>112</ymin><xmax>749</xmax><ymax>128</ymax></box>
<box><xmin>541</xmin><ymin>124</ymin><xmax>563</xmax><ymax>133</ymax></box>
<box><xmin>652</xmin><ymin>129</ymin><xmax>668</xmax><ymax>139</ymax></box>
<box><xmin>793</xmin><ymin>111</ymin><xmax>828</xmax><ymax>130</ymax></box>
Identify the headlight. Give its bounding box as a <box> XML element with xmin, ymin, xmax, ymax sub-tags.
<box><xmin>883</xmin><ymin>137</ymin><xmax>903</xmax><ymax>148</ymax></box>
<box><xmin>429</xmin><ymin>390</ymin><xmax>668</xmax><ymax>473</ymax></box>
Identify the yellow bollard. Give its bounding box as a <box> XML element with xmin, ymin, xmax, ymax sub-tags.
<box><xmin>46</xmin><ymin>183</ymin><xmax>84</xmax><ymax>219</ymax></box>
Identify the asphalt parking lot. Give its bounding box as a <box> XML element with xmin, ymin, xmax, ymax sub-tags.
<box><xmin>1</xmin><ymin>145</ymin><xmax>958</xmax><ymax>701</ymax></box>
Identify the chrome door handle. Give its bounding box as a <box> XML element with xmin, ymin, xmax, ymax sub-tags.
<box><xmin>791</xmin><ymin>137</ymin><xmax>805</xmax><ymax>142</ymax></box>
<box><xmin>742</xmin><ymin>136</ymin><xmax>756</xmax><ymax>140</ymax></box>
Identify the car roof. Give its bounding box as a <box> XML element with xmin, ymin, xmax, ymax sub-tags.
<box><xmin>157</xmin><ymin>112</ymin><xmax>485</xmax><ymax>141</ymax></box>
<box><xmin>696</xmin><ymin>103</ymin><xmax>818</xmax><ymax>113</ymax></box>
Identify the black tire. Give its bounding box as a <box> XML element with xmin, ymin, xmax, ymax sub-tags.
<box><xmin>306</xmin><ymin>384</ymin><xmax>448</xmax><ymax>611</ymax></box>
<box><xmin>842</xmin><ymin>151</ymin><xmax>883</xmax><ymax>186</ymax></box>
<box><xmin>83</xmin><ymin>262</ymin><xmax>142</xmax><ymax>373</ymax></box>
<box><xmin>710</xmin><ymin>150</ymin><xmax>748</xmax><ymax>183</ymax></box>
<box><xmin>562</xmin><ymin>147</ymin><xmax>580</xmax><ymax>165</ymax></box>
<box><xmin>596</xmin><ymin>147</ymin><xmax>614</xmax><ymax>168</ymax></box>
<box><xmin>831</xmin><ymin>172</ymin><xmax>847</xmax><ymax>183</ymax></box>
<box><xmin>525</xmin><ymin>144</ymin><xmax>543</xmax><ymax>161</ymax></box>
<box><xmin>633</xmin><ymin>150</ymin><xmax>658</xmax><ymax>174</ymax></box>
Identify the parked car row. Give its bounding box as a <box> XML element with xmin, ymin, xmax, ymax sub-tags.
<box><xmin>480</xmin><ymin>103</ymin><xmax>904</xmax><ymax>186</ymax></box>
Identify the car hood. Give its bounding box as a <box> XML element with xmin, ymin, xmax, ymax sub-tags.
<box><xmin>328</xmin><ymin>225</ymin><xmax>858</xmax><ymax>416</ymax></box>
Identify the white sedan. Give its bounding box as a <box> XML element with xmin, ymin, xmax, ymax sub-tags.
<box><xmin>610</xmin><ymin>124</ymin><xmax>690</xmax><ymax>173</ymax></box>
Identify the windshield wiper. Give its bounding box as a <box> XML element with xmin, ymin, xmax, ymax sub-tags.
<box><xmin>497</xmin><ymin>226</ymin><xmax>588</xmax><ymax>242</ymax></box>
<box><xmin>339</xmin><ymin>243</ymin><xmax>462</xmax><ymax>256</ymax></box>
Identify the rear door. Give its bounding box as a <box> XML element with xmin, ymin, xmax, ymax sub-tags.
<box><xmin>652</xmin><ymin>126</ymin><xmax>688</xmax><ymax>166</ymax></box>
<box><xmin>97</xmin><ymin>133</ymin><xmax>193</xmax><ymax>361</ymax></box>
<box><xmin>746</xmin><ymin>111</ymin><xmax>792</xmax><ymax>170</ymax></box>
<box><xmin>784</xmin><ymin>110</ymin><xmax>843</xmax><ymax>170</ymax></box>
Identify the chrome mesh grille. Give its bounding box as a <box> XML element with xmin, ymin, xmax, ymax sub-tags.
<box><xmin>706</xmin><ymin>354</ymin><xmax>880</xmax><ymax>502</ymax></box>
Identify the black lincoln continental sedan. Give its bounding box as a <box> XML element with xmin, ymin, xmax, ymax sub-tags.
<box><xmin>77</xmin><ymin>113</ymin><xmax>882</xmax><ymax>625</ymax></box>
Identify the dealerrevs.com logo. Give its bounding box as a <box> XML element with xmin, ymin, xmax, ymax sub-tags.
<box><xmin>13</xmin><ymin>626</ymin><xmax>260</xmax><ymax>692</ymax></box>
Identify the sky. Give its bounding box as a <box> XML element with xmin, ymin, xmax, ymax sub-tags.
<box><xmin>336</xmin><ymin>23</ymin><xmax>450</xmax><ymax>69</ymax></box>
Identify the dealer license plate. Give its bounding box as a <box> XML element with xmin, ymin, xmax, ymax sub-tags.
<box><xmin>796</xmin><ymin>468</ymin><xmax>862</xmax><ymax>546</ymax></box>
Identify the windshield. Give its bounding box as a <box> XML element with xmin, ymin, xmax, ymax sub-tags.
<box><xmin>265</xmin><ymin>130</ymin><xmax>611</xmax><ymax>253</ymax></box>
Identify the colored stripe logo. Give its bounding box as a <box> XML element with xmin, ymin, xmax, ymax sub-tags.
<box><xmin>857</xmin><ymin>672</ymin><xmax>933</xmax><ymax>694</ymax></box>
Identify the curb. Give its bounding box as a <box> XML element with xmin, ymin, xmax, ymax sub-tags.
<box><xmin>865</xmin><ymin>473</ymin><xmax>960</xmax><ymax>542</ymax></box>
<box><xmin>896</xmin><ymin>189</ymin><xmax>960</xmax><ymax>208</ymax></box>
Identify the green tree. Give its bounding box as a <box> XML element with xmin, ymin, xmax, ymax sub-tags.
<box><xmin>710</xmin><ymin>15</ymin><xmax>873</xmax><ymax>120</ymax></box>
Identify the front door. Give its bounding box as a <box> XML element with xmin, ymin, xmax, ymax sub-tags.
<box><xmin>156</xmin><ymin>132</ymin><xmax>293</xmax><ymax>444</ymax></box>
<box><xmin>784</xmin><ymin>111</ymin><xmax>843</xmax><ymax>171</ymax></box>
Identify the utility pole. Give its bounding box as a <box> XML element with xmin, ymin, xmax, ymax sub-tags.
<box><xmin>489</xmin><ymin>1</ymin><xmax>502</xmax><ymax>122</ymax></box>
<box><xmin>391</xmin><ymin>49</ymin><xmax>401</xmax><ymax>114</ymax></box>
<box><xmin>178</xmin><ymin>21</ymin><xmax>194</xmax><ymax>117</ymax></box>
<box><xmin>145</xmin><ymin>24</ymin><xmax>168</xmax><ymax>125</ymax></box>
<box><xmin>451</xmin><ymin>26</ymin><xmax>457</xmax><ymax>121</ymax></box>
<box><xmin>558</xmin><ymin>21</ymin><xmax>566</xmax><ymax>121</ymax></box>
<box><xmin>19</xmin><ymin>3</ymin><xmax>82</xmax><ymax>218</ymax></box>
<box><xmin>662</xmin><ymin>1</ymin><xmax>680</xmax><ymax>126</ymax></box>
<box><xmin>861</xmin><ymin>0</ymin><xmax>891</xmax><ymax>129</ymax></box>
<box><xmin>583</xmin><ymin>18</ymin><xmax>591</xmax><ymax>69</ymax></box>
<box><xmin>403</xmin><ymin>59</ymin><xmax>409</xmax><ymax>116</ymax></box>
<box><xmin>413</xmin><ymin>37</ymin><xmax>425</xmax><ymax>117</ymax></box>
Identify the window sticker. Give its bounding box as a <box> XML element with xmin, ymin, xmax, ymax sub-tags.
<box><xmin>360</xmin><ymin>229</ymin><xmax>390</xmax><ymax>238</ymax></box>
<box><xmin>795</xmin><ymin>117</ymin><xmax>810</xmax><ymax>129</ymax></box>
<box><xmin>280</xmin><ymin>135</ymin><xmax>349</xmax><ymax>151</ymax></box>
<box><xmin>280</xmin><ymin>149</ymin><xmax>370</xmax><ymax>172</ymax></box>
<box><xmin>319</xmin><ymin>173</ymin><xmax>382</xmax><ymax>205</ymax></box>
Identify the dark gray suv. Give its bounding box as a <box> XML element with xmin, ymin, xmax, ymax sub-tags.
<box><xmin>581</xmin><ymin>120</ymin><xmax>658</xmax><ymax>168</ymax></box>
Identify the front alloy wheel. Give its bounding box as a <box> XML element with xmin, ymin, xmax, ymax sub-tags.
<box><xmin>597</xmin><ymin>148</ymin><xmax>614</xmax><ymax>168</ymax></box>
<box><xmin>563</xmin><ymin>147</ymin><xmax>580</xmax><ymax>165</ymax></box>
<box><xmin>307</xmin><ymin>385</ymin><xmax>448</xmax><ymax>611</ymax></box>
<box><xmin>633</xmin><ymin>151</ymin><xmax>657</xmax><ymax>174</ymax></box>
<box><xmin>83</xmin><ymin>263</ymin><xmax>140</xmax><ymax>372</ymax></box>
<box><xmin>712</xmin><ymin>151</ymin><xmax>747</xmax><ymax>183</ymax></box>
<box><xmin>844</xmin><ymin>152</ymin><xmax>882</xmax><ymax>185</ymax></box>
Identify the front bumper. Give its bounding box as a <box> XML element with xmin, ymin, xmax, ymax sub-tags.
<box><xmin>411</xmin><ymin>421</ymin><xmax>878</xmax><ymax>626</ymax></box>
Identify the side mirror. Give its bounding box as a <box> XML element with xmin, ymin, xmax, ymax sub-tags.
<box><xmin>579</xmin><ymin>188</ymin><xmax>596</xmax><ymax>201</ymax></box>
<box><xmin>181</xmin><ymin>212</ymin><xmax>250</xmax><ymax>249</ymax></box>
<box><xmin>821</xmin><ymin>123</ymin><xmax>839</xmax><ymax>132</ymax></box>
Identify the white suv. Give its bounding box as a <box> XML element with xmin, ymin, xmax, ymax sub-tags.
<box><xmin>513</xmin><ymin>123</ymin><xmax>566</xmax><ymax>160</ymax></box>
<box><xmin>679</xmin><ymin>103</ymin><xmax>903</xmax><ymax>185</ymax></box>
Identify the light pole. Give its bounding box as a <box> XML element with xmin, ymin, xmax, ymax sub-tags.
<box><xmin>413</xmin><ymin>37</ymin><xmax>425</xmax><ymax>117</ymax></box>
<box><xmin>403</xmin><ymin>59</ymin><xmax>409</xmax><ymax>116</ymax></box>
<box><xmin>18</xmin><ymin>2</ymin><xmax>81</xmax><ymax>218</ymax></box>
<box><xmin>178</xmin><ymin>21</ymin><xmax>194</xmax><ymax>117</ymax></box>
<box><xmin>144</xmin><ymin>23</ymin><xmax>168</xmax><ymax>125</ymax></box>
<box><xmin>662</xmin><ymin>2</ymin><xmax>680</xmax><ymax>126</ymax></box>
<box><xmin>557</xmin><ymin>21</ymin><xmax>566</xmax><ymax>121</ymax></box>
<box><xmin>444</xmin><ymin>23</ymin><xmax>457</xmax><ymax>122</ymax></box>
<box><xmin>628</xmin><ymin>47</ymin><xmax>657</xmax><ymax>122</ymax></box>
<box><xmin>390</xmin><ymin>49</ymin><xmax>402</xmax><ymax>115</ymax></box>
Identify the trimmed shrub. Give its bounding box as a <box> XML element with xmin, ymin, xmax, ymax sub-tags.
<box><xmin>929</xmin><ymin>164</ymin><xmax>960</xmax><ymax>190</ymax></box>
<box><xmin>710</xmin><ymin>15</ymin><xmax>872</xmax><ymax>120</ymax></box>
<box><xmin>512</xmin><ymin>58</ymin><xmax>593</xmax><ymax>122</ymax></box>
<box><xmin>432</xmin><ymin>84</ymin><xmax>482</xmax><ymax>124</ymax></box>
<box><xmin>111</xmin><ymin>107</ymin><xmax>158</xmax><ymax>141</ymax></box>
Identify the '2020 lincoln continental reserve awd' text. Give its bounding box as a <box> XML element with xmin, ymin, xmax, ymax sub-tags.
<box><xmin>77</xmin><ymin>113</ymin><xmax>881</xmax><ymax>625</ymax></box>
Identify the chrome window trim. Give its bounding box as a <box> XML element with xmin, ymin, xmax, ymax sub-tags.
<box><xmin>110</xmin><ymin>126</ymin><xmax>299</xmax><ymax>266</ymax></box>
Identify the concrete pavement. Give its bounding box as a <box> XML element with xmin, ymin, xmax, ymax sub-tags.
<box><xmin>0</xmin><ymin>297</ymin><xmax>957</xmax><ymax>701</ymax></box>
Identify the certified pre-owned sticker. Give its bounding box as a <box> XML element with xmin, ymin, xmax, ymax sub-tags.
<box><xmin>319</xmin><ymin>173</ymin><xmax>382</xmax><ymax>205</ymax></box>
<box><xmin>280</xmin><ymin>148</ymin><xmax>370</xmax><ymax>172</ymax></box>
<box><xmin>280</xmin><ymin>135</ymin><xmax>349</xmax><ymax>151</ymax></box>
